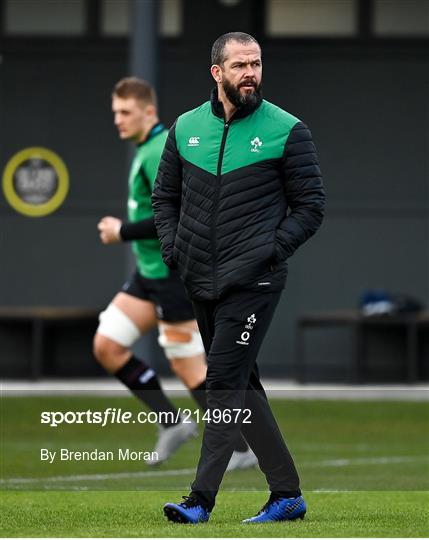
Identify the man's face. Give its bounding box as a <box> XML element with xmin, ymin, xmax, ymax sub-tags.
<box><xmin>216</xmin><ymin>40</ymin><xmax>262</xmax><ymax>108</ymax></box>
<box><xmin>112</xmin><ymin>96</ymin><xmax>146</xmax><ymax>141</ymax></box>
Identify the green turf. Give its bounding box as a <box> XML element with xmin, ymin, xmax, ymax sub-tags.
<box><xmin>1</xmin><ymin>490</ymin><xmax>428</xmax><ymax>537</ymax></box>
<box><xmin>1</xmin><ymin>396</ymin><xmax>428</xmax><ymax>536</ymax></box>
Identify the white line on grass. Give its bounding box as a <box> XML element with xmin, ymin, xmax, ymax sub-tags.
<box><xmin>309</xmin><ymin>456</ymin><xmax>428</xmax><ymax>467</ymax></box>
<box><xmin>2</xmin><ymin>456</ymin><xmax>427</xmax><ymax>486</ymax></box>
<box><xmin>1</xmin><ymin>467</ymin><xmax>196</xmax><ymax>484</ymax></box>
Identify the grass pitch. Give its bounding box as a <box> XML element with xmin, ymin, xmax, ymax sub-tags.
<box><xmin>2</xmin><ymin>490</ymin><xmax>428</xmax><ymax>537</ymax></box>
<box><xmin>1</xmin><ymin>395</ymin><xmax>428</xmax><ymax>537</ymax></box>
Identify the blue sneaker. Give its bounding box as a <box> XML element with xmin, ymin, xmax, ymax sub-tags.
<box><xmin>163</xmin><ymin>495</ymin><xmax>210</xmax><ymax>524</ymax></box>
<box><xmin>242</xmin><ymin>495</ymin><xmax>306</xmax><ymax>523</ymax></box>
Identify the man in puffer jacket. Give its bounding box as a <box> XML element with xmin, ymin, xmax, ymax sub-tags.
<box><xmin>153</xmin><ymin>31</ymin><xmax>325</xmax><ymax>525</ymax></box>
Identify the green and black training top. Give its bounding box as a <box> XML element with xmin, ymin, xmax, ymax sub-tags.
<box><xmin>121</xmin><ymin>123</ymin><xmax>168</xmax><ymax>279</ymax></box>
<box><xmin>153</xmin><ymin>90</ymin><xmax>325</xmax><ymax>301</ymax></box>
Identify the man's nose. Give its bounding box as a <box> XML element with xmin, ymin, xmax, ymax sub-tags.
<box><xmin>244</xmin><ymin>65</ymin><xmax>255</xmax><ymax>78</ymax></box>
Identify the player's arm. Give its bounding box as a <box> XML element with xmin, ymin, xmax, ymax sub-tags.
<box><xmin>98</xmin><ymin>158</ymin><xmax>159</xmax><ymax>244</ymax></box>
<box><xmin>275</xmin><ymin>121</ymin><xmax>325</xmax><ymax>261</ymax></box>
<box><xmin>97</xmin><ymin>215</ymin><xmax>157</xmax><ymax>244</ymax></box>
<box><xmin>120</xmin><ymin>218</ymin><xmax>157</xmax><ymax>240</ymax></box>
<box><xmin>152</xmin><ymin>122</ymin><xmax>182</xmax><ymax>268</ymax></box>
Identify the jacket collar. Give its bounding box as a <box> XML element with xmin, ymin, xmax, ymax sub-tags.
<box><xmin>210</xmin><ymin>87</ymin><xmax>262</xmax><ymax>122</ymax></box>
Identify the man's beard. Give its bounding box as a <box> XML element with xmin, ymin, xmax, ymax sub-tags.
<box><xmin>222</xmin><ymin>77</ymin><xmax>262</xmax><ymax>110</ymax></box>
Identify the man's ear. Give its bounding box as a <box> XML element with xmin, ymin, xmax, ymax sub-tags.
<box><xmin>210</xmin><ymin>64</ymin><xmax>222</xmax><ymax>83</ymax></box>
<box><xmin>144</xmin><ymin>104</ymin><xmax>157</xmax><ymax>117</ymax></box>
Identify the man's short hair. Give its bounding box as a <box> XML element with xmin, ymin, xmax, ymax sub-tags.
<box><xmin>112</xmin><ymin>77</ymin><xmax>157</xmax><ymax>106</ymax></box>
<box><xmin>211</xmin><ymin>32</ymin><xmax>260</xmax><ymax>66</ymax></box>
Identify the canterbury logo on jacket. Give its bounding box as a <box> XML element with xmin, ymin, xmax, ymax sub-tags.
<box><xmin>152</xmin><ymin>89</ymin><xmax>325</xmax><ymax>301</ymax></box>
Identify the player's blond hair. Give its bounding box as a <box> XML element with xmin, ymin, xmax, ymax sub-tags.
<box><xmin>112</xmin><ymin>77</ymin><xmax>157</xmax><ymax>107</ymax></box>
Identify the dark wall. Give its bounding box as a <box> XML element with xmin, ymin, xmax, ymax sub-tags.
<box><xmin>257</xmin><ymin>43</ymin><xmax>429</xmax><ymax>377</ymax></box>
<box><xmin>0</xmin><ymin>46</ymin><xmax>129</xmax><ymax>307</ymax></box>
<box><xmin>1</xmin><ymin>33</ymin><xmax>428</xmax><ymax>378</ymax></box>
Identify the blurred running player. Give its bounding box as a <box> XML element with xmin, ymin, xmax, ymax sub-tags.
<box><xmin>94</xmin><ymin>77</ymin><xmax>255</xmax><ymax>469</ymax></box>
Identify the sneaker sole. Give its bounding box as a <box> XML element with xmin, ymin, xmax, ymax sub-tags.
<box><xmin>288</xmin><ymin>510</ymin><xmax>306</xmax><ymax>521</ymax></box>
<box><xmin>243</xmin><ymin>510</ymin><xmax>306</xmax><ymax>524</ymax></box>
<box><xmin>163</xmin><ymin>505</ymin><xmax>193</xmax><ymax>524</ymax></box>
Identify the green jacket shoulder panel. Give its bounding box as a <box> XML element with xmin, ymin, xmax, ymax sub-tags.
<box><xmin>176</xmin><ymin>101</ymin><xmax>213</xmax><ymax>128</ymax></box>
<box><xmin>175</xmin><ymin>101</ymin><xmax>223</xmax><ymax>176</ymax></box>
<box><xmin>220</xmin><ymin>101</ymin><xmax>301</xmax><ymax>174</ymax></box>
<box><xmin>173</xmin><ymin>99</ymin><xmax>302</xmax><ymax>176</ymax></box>
<box><xmin>261</xmin><ymin>100</ymin><xmax>301</xmax><ymax>130</ymax></box>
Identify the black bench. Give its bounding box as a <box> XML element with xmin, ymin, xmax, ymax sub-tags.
<box><xmin>0</xmin><ymin>307</ymin><xmax>101</xmax><ymax>379</ymax></box>
<box><xmin>295</xmin><ymin>309</ymin><xmax>429</xmax><ymax>383</ymax></box>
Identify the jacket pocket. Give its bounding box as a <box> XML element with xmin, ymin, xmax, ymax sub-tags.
<box><xmin>172</xmin><ymin>242</ymin><xmax>179</xmax><ymax>265</ymax></box>
<box><xmin>273</xmin><ymin>231</ymin><xmax>288</xmax><ymax>263</ymax></box>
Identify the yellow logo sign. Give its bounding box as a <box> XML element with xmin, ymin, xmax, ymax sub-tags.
<box><xmin>2</xmin><ymin>147</ymin><xmax>69</xmax><ymax>217</ymax></box>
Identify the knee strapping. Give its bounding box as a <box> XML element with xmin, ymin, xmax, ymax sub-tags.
<box><xmin>97</xmin><ymin>304</ymin><xmax>140</xmax><ymax>347</ymax></box>
<box><xmin>158</xmin><ymin>325</ymin><xmax>204</xmax><ymax>359</ymax></box>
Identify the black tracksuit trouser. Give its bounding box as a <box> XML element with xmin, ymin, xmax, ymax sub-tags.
<box><xmin>190</xmin><ymin>289</ymin><xmax>301</xmax><ymax>510</ymax></box>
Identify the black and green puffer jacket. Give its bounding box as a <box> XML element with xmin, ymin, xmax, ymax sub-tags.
<box><xmin>152</xmin><ymin>90</ymin><xmax>325</xmax><ymax>301</ymax></box>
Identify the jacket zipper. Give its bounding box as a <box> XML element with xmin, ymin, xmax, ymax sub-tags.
<box><xmin>212</xmin><ymin>121</ymin><xmax>230</xmax><ymax>298</ymax></box>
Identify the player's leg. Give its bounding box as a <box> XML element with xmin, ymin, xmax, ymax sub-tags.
<box><xmin>93</xmin><ymin>279</ymin><xmax>181</xmax><ymax>427</ymax></box>
<box><xmin>239</xmin><ymin>363</ymin><xmax>305</xmax><ymax>523</ymax></box>
<box><xmin>151</xmin><ymin>272</ymin><xmax>208</xmax><ymax>406</ymax></box>
<box><xmin>158</xmin><ymin>319</ymin><xmax>206</xmax><ymax>388</ymax></box>
<box><xmin>94</xmin><ymin>289</ymin><xmax>197</xmax><ymax>462</ymax></box>
<box><xmin>154</xmin><ymin>272</ymin><xmax>254</xmax><ymax>462</ymax></box>
<box><xmin>93</xmin><ymin>292</ymin><xmax>156</xmax><ymax>373</ymax></box>
<box><xmin>188</xmin><ymin>290</ymin><xmax>298</xmax><ymax>511</ymax></box>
